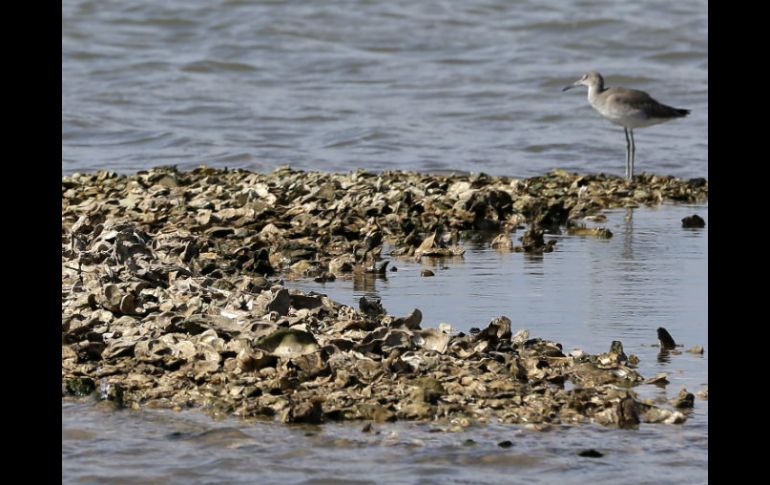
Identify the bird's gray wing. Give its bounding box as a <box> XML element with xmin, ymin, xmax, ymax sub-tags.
<box><xmin>607</xmin><ymin>88</ymin><xmax>686</xmax><ymax>118</ymax></box>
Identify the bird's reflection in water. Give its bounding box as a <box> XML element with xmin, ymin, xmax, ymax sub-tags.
<box><xmin>622</xmin><ymin>207</ymin><xmax>634</xmax><ymax>261</ymax></box>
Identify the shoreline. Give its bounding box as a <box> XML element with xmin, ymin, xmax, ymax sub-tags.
<box><xmin>62</xmin><ymin>167</ymin><xmax>707</xmax><ymax>427</ymax></box>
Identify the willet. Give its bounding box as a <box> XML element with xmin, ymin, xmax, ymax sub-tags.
<box><xmin>563</xmin><ymin>72</ymin><xmax>689</xmax><ymax>180</ymax></box>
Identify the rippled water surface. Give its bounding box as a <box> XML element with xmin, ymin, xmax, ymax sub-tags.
<box><xmin>63</xmin><ymin>204</ymin><xmax>708</xmax><ymax>484</ymax></box>
<box><xmin>62</xmin><ymin>1</ymin><xmax>707</xmax><ymax>482</ymax></box>
<box><xmin>62</xmin><ymin>0</ymin><xmax>707</xmax><ymax>179</ymax></box>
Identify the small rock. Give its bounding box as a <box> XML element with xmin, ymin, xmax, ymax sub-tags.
<box><xmin>420</xmin><ymin>269</ymin><xmax>435</xmax><ymax>277</ymax></box>
<box><xmin>491</xmin><ymin>233</ymin><xmax>513</xmax><ymax>250</ymax></box>
<box><xmin>511</xmin><ymin>329</ymin><xmax>530</xmax><ymax>345</ymax></box>
<box><xmin>579</xmin><ymin>449</ymin><xmax>603</xmax><ymax>458</ymax></box>
<box><xmin>565</xmin><ymin>225</ymin><xmax>613</xmax><ymax>238</ymax></box>
<box><xmin>644</xmin><ymin>372</ymin><xmax>669</xmax><ymax>387</ymax></box>
<box><xmin>515</xmin><ymin>226</ymin><xmax>556</xmax><ymax>253</ymax></box>
<box><xmin>282</xmin><ymin>400</ymin><xmax>324</xmax><ymax>424</ymax></box>
<box><xmin>98</xmin><ymin>380</ymin><xmax>126</xmax><ymax>409</ymax></box>
<box><xmin>391</xmin><ymin>308</ymin><xmax>422</xmax><ymax>329</ymax></box>
<box><xmin>65</xmin><ymin>377</ymin><xmax>96</xmax><ymax>397</ymax></box>
<box><xmin>266</xmin><ymin>288</ymin><xmax>291</xmax><ymax>316</ymax></box>
<box><xmin>681</xmin><ymin>214</ymin><xmax>705</xmax><ymax>228</ymax></box>
<box><xmin>672</xmin><ymin>388</ymin><xmax>695</xmax><ymax>409</ymax></box>
<box><xmin>609</xmin><ymin>340</ymin><xmax>627</xmax><ymax>362</ymax></box>
<box><xmin>365</xmin><ymin>260</ymin><xmax>389</xmax><ymax>274</ymax></box>
<box><xmin>657</xmin><ymin>327</ymin><xmax>677</xmax><ymax>350</ymax></box>
<box><xmin>618</xmin><ymin>396</ymin><xmax>640</xmax><ymax>429</ymax></box>
<box><xmin>255</xmin><ymin>329</ymin><xmax>319</xmax><ymax>358</ymax></box>
<box><xmin>359</xmin><ymin>296</ymin><xmax>386</xmax><ymax>316</ymax></box>
<box><xmin>314</xmin><ymin>272</ymin><xmax>336</xmax><ymax>283</ymax></box>
<box><xmin>498</xmin><ymin>440</ymin><xmax>513</xmax><ymax>448</ymax></box>
<box><xmin>205</xmin><ymin>226</ymin><xmax>235</xmax><ymax>238</ymax></box>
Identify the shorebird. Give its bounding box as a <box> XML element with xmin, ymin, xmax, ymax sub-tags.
<box><xmin>562</xmin><ymin>72</ymin><xmax>689</xmax><ymax>180</ymax></box>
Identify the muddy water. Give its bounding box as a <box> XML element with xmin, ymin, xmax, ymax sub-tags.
<box><xmin>63</xmin><ymin>203</ymin><xmax>707</xmax><ymax>484</ymax></box>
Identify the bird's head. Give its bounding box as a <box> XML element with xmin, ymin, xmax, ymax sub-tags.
<box><xmin>563</xmin><ymin>71</ymin><xmax>604</xmax><ymax>91</ymax></box>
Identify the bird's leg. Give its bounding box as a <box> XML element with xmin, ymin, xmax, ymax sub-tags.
<box><xmin>623</xmin><ymin>128</ymin><xmax>631</xmax><ymax>180</ymax></box>
<box><xmin>629</xmin><ymin>129</ymin><xmax>636</xmax><ymax>180</ymax></box>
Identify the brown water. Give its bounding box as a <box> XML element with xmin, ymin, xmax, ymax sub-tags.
<box><xmin>62</xmin><ymin>204</ymin><xmax>708</xmax><ymax>484</ymax></box>
<box><xmin>62</xmin><ymin>0</ymin><xmax>707</xmax><ymax>179</ymax></box>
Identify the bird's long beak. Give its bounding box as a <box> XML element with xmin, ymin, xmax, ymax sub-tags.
<box><xmin>562</xmin><ymin>81</ymin><xmax>578</xmax><ymax>92</ymax></box>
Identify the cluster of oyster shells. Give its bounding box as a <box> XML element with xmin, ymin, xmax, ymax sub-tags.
<box><xmin>62</xmin><ymin>166</ymin><xmax>707</xmax><ymax>427</ymax></box>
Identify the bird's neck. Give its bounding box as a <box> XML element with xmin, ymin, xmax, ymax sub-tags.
<box><xmin>587</xmin><ymin>84</ymin><xmax>605</xmax><ymax>104</ymax></box>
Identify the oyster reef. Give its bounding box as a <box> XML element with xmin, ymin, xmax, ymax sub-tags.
<box><xmin>62</xmin><ymin>167</ymin><xmax>707</xmax><ymax>427</ymax></box>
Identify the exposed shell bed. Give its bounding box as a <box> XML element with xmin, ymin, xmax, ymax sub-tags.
<box><xmin>62</xmin><ymin>167</ymin><xmax>707</xmax><ymax>428</ymax></box>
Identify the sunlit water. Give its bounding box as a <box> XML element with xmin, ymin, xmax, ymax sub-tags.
<box><xmin>62</xmin><ymin>0</ymin><xmax>707</xmax><ymax>179</ymax></box>
<box><xmin>63</xmin><ymin>204</ymin><xmax>708</xmax><ymax>484</ymax></box>
<box><xmin>62</xmin><ymin>0</ymin><xmax>707</xmax><ymax>480</ymax></box>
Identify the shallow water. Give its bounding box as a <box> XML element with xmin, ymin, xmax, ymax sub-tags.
<box><xmin>62</xmin><ymin>0</ymin><xmax>708</xmax><ymax>480</ymax></box>
<box><xmin>288</xmin><ymin>204</ymin><xmax>708</xmax><ymax>355</ymax></box>
<box><xmin>62</xmin><ymin>0</ymin><xmax>708</xmax><ymax>179</ymax></box>
<box><xmin>62</xmin><ymin>204</ymin><xmax>708</xmax><ymax>484</ymax></box>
